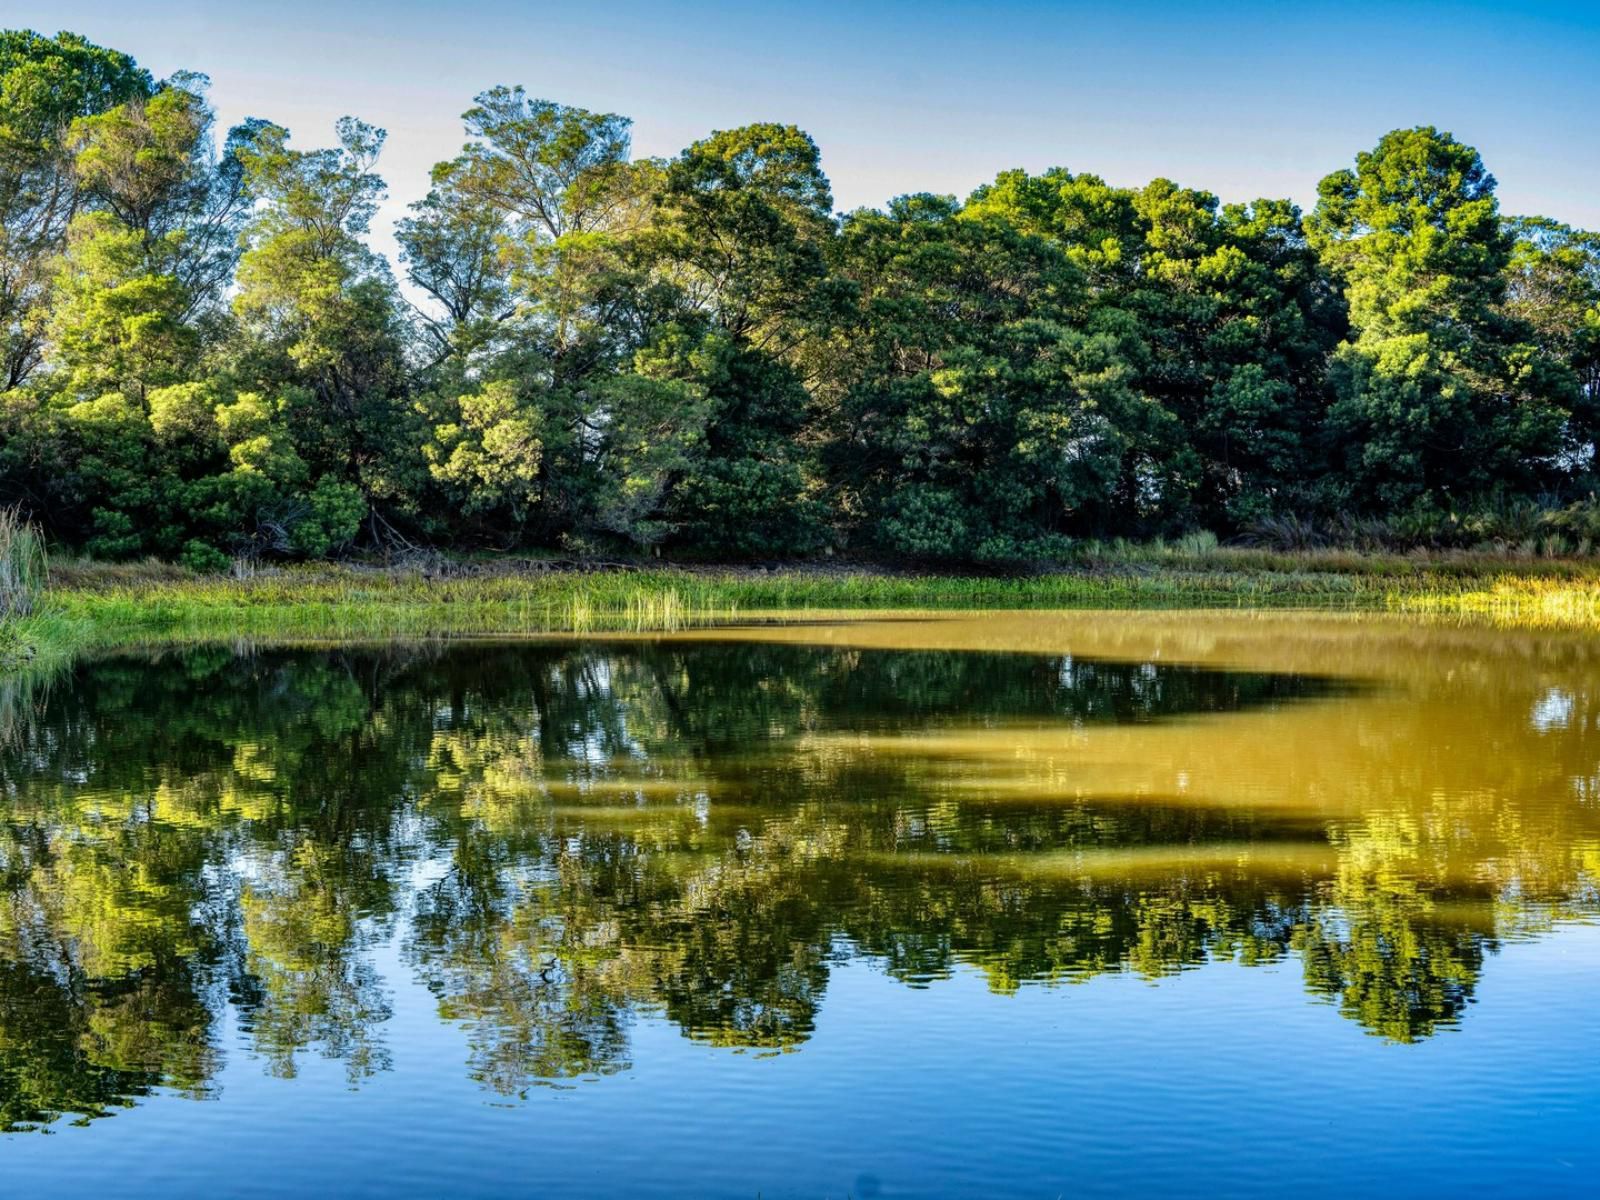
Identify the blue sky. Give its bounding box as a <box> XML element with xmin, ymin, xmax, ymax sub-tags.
<box><xmin>15</xmin><ymin>1</ymin><xmax>1600</xmax><ymax>262</ymax></box>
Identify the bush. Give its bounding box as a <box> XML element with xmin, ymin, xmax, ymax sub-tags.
<box><xmin>288</xmin><ymin>479</ymin><xmax>366</xmax><ymax>558</ymax></box>
<box><xmin>876</xmin><ymin>485</ymin><xmax>971</xmax><ymax>560</ymax></box>
<box><xmin>672</xmin><ymin>459</ymin><xmax>828</xmax><ymax>558</ymax></box>
<box><xmin>179</xmin><ymin>539</ymin><xmax>231</xmax><ymax>574</ymax></box>
<box><xmin>1242</xmin><ymin>501</ymin><xmax>1600</xmax><ymax>556</ymax></box>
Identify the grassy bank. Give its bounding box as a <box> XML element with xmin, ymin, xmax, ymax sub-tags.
<box><xmin>0</xmin><ymin>546</ymin><xmax>1588</xmax><ymax>668</ymax></box>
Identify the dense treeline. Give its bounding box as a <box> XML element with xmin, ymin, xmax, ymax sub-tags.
<box><xmin>2</xmin><ymin>30</ymin><xmax>1599</xmax><ymax>567</ymax></box>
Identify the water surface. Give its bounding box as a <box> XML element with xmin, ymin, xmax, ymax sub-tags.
<box><xmin>2</xmin><ymin>612</ymin><xmax>1597</xmax><ymax>1196</ymax></box>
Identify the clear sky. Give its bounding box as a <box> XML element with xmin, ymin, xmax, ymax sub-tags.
<box><xmin>14</xmin><ymin>1</ymin><xmax>1600</xmax><ymax>264</ymax></box>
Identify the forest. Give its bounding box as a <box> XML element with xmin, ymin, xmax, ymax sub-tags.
<box><xmin>3</xmin><ymin>29</ymin><xmax>1599</xmax><ymax>569</ymax></box>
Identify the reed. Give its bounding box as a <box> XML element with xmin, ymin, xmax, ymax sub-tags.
<box><xmin>0</xmin><ymin>507</ymin><xmax>47</xmax><ymax>618</ymax></box>
<box><xmin>0</xmin><ymin>509</ymin><xmax>51</xmax><ymax>669</ymax></box>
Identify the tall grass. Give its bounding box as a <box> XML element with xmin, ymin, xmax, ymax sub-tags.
<box><xmin>0</xmin><ymin>507</ymin><xmax>46</xmax><ymax>617</ymax></box>
<box><xmin>46</xmin><ymin>568</ymin><xmax>749</xmax><ymax>645</ymax></box>
<box><xmin>0</xmin><ymin>508</ymin><xmax>50</xmax><ymax>669</ymax></box>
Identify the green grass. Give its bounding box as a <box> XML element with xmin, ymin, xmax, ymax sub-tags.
<box><xmin>7</xmin><ymin>547</ymin><xmax>1600</xmax><ymax>674</ymax></box>
<box><xmin>0</xmin><ymin>610</ymin><xmax>90</xmax><ymax>675</ymax></box>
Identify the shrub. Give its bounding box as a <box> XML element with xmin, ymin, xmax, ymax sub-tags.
<box><xmin>180</xmin><ymin>539</ymin><xmax>231</xmax><ymax>574</ymax></box>
<box><xmin>288</xmin><ymin>479</ymin><xmax>366</xmax><ymax>558</ymax></box>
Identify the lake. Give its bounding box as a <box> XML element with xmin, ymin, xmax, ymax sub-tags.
<box><xmin>2</xmin><ymin>611</ymin><xmax>1597</xmax><ymax>1197</ymax></box>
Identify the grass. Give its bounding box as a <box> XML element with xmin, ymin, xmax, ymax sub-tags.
<box><xmin>6</xmin><ymin>544</ymin><xmax>1600</xmax><ymax>674</ymax></box>
<box><xmin>0</xmin><ymin>508</ymin><xmax>51</xmax><ymax>670</ymax></box>
<box><xmin>0</xmin><ymin>506</ymin><xmax>47</xmax><ymax>616</ymax></box>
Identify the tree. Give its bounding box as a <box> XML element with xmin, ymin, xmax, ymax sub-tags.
<box><xmin>443</xmin><ymin>87</ymin><xmax>632</xmax><ymax>242</ymax></box>
<box><xmin>46</xmin><ymin>80</ymin><xmax>257</xmax><ymax>403</ymax></box>
<box><xmin>1501</xmin><ymin>216</ymin><xmax>1600</xmax><ymax>471</ymax></box>
<box><xmin>233</xmin><ymin>117</ymin><xmax>408</xmax><ymax>527</ymax></box>
<box><xmin>30</xmin><ymin>79</ymin><xmax>262</xmax><ymax>557</ymax></box>
<box><xmin>0</xmin><ymin>31</ymin><xmax>152</xmax><ymax>391</ymax></box>
<box><xmin>420</xmin><ymin>377</ymin><xmax>543</xmax><ymax>529</ymax></box>
<box><xmin>966</xmin><ymin>169</ymin><xmax>1340</xmax><ymax>529</ymax></box>
<box><xmin>421</xmin><ymin>89</ymin><xmax>670</xmax><ymax>546</ymax></box>
<box><xmin>433</xmin><ymin>89</ymin><xmax>639</xmax><ymax>353</ymax></box>
<box><xmin>47</xmin><ymin>212</ymin><xmax>196</xmax><ymax>403</ymax></box>
<box><xmin>9</xmin><ymin>29</ymin><xmax>1600</xmax><ymax>564</ymax></box>
<box><xmin>396</xmin><ymin>175</ymin><xmax>511</xmax><ymax>366</ymax></box>
<box><xmin>647</xmin><ymin>124</ymin><xmax>845</xmax><ymax>554</ymax></box>
<box><xmin>827</xmin><ymin>194</ymin><xmax>1143</xmax><ymax>560</ymax></box>
<box><xmin>1306</xmin><ymin>127</ymin><xmax>1573</xmax><ymax>509</ymax></box>
<box><xmin>70</xmin><ymin>77</ymin><xmax>260</xmax><ymax>317</ymax></box>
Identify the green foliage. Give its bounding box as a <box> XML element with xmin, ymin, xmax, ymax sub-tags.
<box><xmin>0</xmin><ymin>31</ymin><xmax>153</xmax><ymax>392</ymax></box>
<box><xmin>1502</xmin><ymin>216</ymin><xmax>1600</xmax><ymax>467</ymax></box>
<box><xmin>396</xmin><ymin>176</ymin><xmax>510</xmax><ymax>362</ymax></box>
<box><xmin>179</xmin><ymin>538</ymin><xmax>229</xmax><ymax>573</ymax></box>
<box><xmin>964</xmin><ymin>170</ymin><xmax>1341</xmax><ymax>529</ymax></box>
<box><xmin>1307</xmin><ymin>127</ymin><xmax>1573</xmax><ymax>508</ymax></box>
<box><xmin>290</xmin><ymin>478</ymin><xmax>365</xmax><ymax>557</ymax></box>
<box><xmin>829</xmin><ymin>195</ymin><xmax>1134</xmax><ymax>560</ymax></box>
<box><xmin>422</xmin><ymin>378</ymin><xmax>544</xmax><ymax>519</ymax></box>
<box><xmin>48</xmin><ymin>212</ymin><xmax>197</xmax><ymax>399</ymax></box>
<box><xmin>4</xmin><ymin>30</ymin><xmax>1600</xmax><ymax>565</ymax></box>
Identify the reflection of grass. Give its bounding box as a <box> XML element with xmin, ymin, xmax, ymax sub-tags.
<box><xmin>0</xmin><ymin>615</ymin><xmax>80</xmax><ymax>749</ymax></box>
<box><xmin>9</xmin><ymin>555</ymin><xmax>1600</xmax><ymax>674</ymax></box>
<box><xmin>1388</xmin><ymin>576</ymin><xmax>1600</xmax><ymax>628</ymax></box>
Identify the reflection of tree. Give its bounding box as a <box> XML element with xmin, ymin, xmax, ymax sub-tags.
<box><xmin>1292</xmin><ymin>815</ymin><xmax>1491</xmax><ymax>1042</ymax></box>
<box><xmin>405</xmin><ymin>843</ymin><xmax>634</xmax><ymax>1092</ymax></box>
<box><xmin>0</xmin><ymin>933</ymin><xmax>183</xmax><ymax>1131</ymax></box>
<box><xmin>1</xmin><ymin>637</ymin><xmax>1597</xmax><ymax>1127</ymax></box>
<box><xmin>0</xmin><ymin>768</ymin><xmax>224</xmax><ymax>1129</ymax></box>
<box><xmin>0</xmin><ymin>648</ymin><xmax>418</xmax><ymax>1123</ymax></box>
<box><xmin>238</xmin><ymin>843</ymin><xmax>393</xmax><ymax>1083</ymax></box>
<box><xmin>613</xmin><ymin>816</ymin><xmax>839</xmax><ymax>1049</ymax></box>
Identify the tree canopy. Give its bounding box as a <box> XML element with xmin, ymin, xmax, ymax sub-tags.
<box><xmin>4</xmin><ymin>29</ymin><xmax>1599</xmax><ymax>565</ymax></box>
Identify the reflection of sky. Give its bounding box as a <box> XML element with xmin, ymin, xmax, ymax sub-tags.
<box><xmin>15</xmin><ymin>1</ymin><xmax>1600</xmax><ymax>274</ymax></box>
<box><xmin>1532</xmin><ymin>687</ymin><xmax>1577</xmax><ymax>732</ymax></box>
<box><xmin>8</xmin><ymin>926</ymin><xmax>1599</xmax><ymax>1198</ymax></box>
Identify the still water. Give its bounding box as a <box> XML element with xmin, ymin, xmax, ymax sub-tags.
<box><xmin>2</xmin><ymin>612</ymin><xmax>1597</xmax><ymax>1197</ymax></box>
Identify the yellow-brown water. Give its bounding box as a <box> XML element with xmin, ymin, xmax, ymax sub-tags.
<box><xmin>2</xmin><ymin>611</ymin><xmax>1597</xmax><ymax>1197</ymax></box>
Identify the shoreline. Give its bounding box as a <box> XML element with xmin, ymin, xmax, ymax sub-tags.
<box><xmin>7</xmin><ymin>552</ymin><xmax>1600</xmax><ymax>673</ymax></box>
